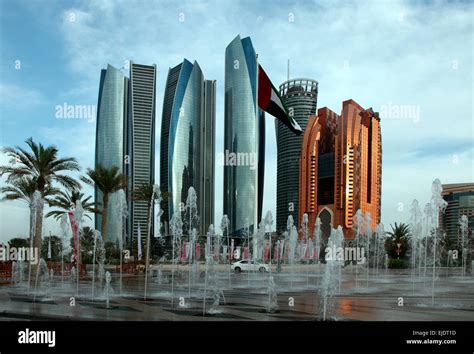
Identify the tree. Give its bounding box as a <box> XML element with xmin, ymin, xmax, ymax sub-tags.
<box><xmin>8</xmin><ymin>237</ymin><xmax>29</xmax><ymax>249</ymax></box>
<box><xmin>40</xmin><ymin>235</ymin><xmax>63</xmax><ymax>262</ymax></box>
<box><xmin>385</xmin><ymin>222</ymin><xmax>411</xmax><ymax>259</ymax></box>
<box><xmin>132</xmin><ymin>184</ymin><xmax>171</xmax><ymax>259</ymax></box>
<box><xmin>46</xmin><ymin>189</ymin><xmax>97</xmax><ymax>220</ymax></box>
<box><xmin>1</xmin><ymin>177</ymin><xmax>57</xmax><ymax>242</ymax></box>
<box><xmin>81</xmin><ymin>164</ymin><xmax>128</xmax><ymax>242</ymax></box>
<box><xmin>68</xmin><ymin>227</ymin><xmax>95</xmax><ymax>264</ymax></box>
<box><xmin>79</xmin><ymin>226</ymin><xmax>95</xmax><ymax>264</ymax></box>
<box><xmin>0</xmin><ymin>138</ymin><xmax>80</xmax><ymax>261</ymax></box>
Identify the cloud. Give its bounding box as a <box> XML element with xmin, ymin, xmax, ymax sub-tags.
<box><xmin>0</xmin><ymin>83</ymin><xmax>44</xmax><ymax>108</ymax></box>
<box><xmin>382</xmin><ymin>148</ymin><xmax>473</xmax><ymax>228</ymax></box>
<box><xmin>56</xmin><ymin>0</ymin><xmax>474</xmax><ymax>230</ymax></box>
<box><xmin>1</xmin><ymin>0</ymin><xmax>472</xmax><ymax>238</ymax></box>
<box><xmin>38</xmin><ymin>122</ymin><xmax>96</xmax><ymax>170</ymax></box>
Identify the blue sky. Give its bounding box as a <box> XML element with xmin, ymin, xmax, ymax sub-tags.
<box><xmin>0</xmin><ymin>0</ymin><xmax>472</xmax><ymax>242</ymax></box>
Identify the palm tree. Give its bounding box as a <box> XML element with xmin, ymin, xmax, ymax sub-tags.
<box><xmin>385</xmin><ymin>222</ymin><xmax>411</xmax><ymax>259</ymax></box>
<box><xmin>133</xmin><ymin>183</ymin><xmax>171</xmax><ymax>299</ymax></box>
<box><xmin>0</xmin><ymin>177</ymin><xmax>57</xmax><ymax>241</ymax></box>
<box><xmin>0</xmin><ymin>138</ymin><xmax>80</xmax><ymax>254</ymax></box>
<box><xmin>46</xmin><ymin>189</ymin><xmax>97</xmax><ymax>221</ymax></box>
<box><xmin>81</xmin><ymin>164</ymin><xmax>128</xmax><ymax>242</ymax></box>
<box><xmin>132</xmin><ymin>184</ymin><xmax>170</xmax><ymax>253</ymax></box>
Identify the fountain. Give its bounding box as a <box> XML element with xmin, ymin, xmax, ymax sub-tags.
<box><xmin>447</xmin><ymin>250</ymin><xmax>453</xmax><ymax>276</ymax></box>
<box><xmin>301</xmin><ymin>213</ymin><xmax>309</xmax><ymax>286</ymax></box>
<box><xmin>11</xmin><ymin>261</ymin><xmax>16</xmax><ymax>284</ymax></box>
<box><xmin>91</xmin><ymin>230</ymin><xmax>103</xmax><ymax>299</ymax></box>
<box><xmin>115</xmin><ymin>189</ymin><xmax>128</xmax><ymax>296</ymax></box>
<box><xmin>144</xmin><ymin>185</ymin><xmax>161</xmax><ymax>301</ymax></box>
<box><xmin>276</xmin><ymin>239</ymin><xmax>282</xmax><ymax>273</ymax></box>
<box><xmin>33</xmin><ymin>258</ymin><xmax>49</xmax><ymax>302</ymax></box>
<box><xmin>203</xmin><ymin>250</ymin><xmax>210</xmax><ymax>315</ymax></box>
<box><xmin>185</xmin><ymin>187</ymin><xmax>199</xmax><ymax>298</ymax></box>
<box><xmin>59</xmin><ymin>214</ymin><xmax>70</xmax><ymax>286</ymax></box>
<box><xmin>203</xmin><ymin>224</ymin><xmax>225</xmax><ymax>315</ymax></box>
<box><xmin>244</xmin><ymin>218</ymin><xmax>251</xmax><ymax>286</ymax></box>
<box><xmin>208</xmin><ymin>264</ymin><xmax>225</xmax><ymax>315</ymax></box>
<box><xmin>11</xmin><ymin>253</ymin><xmax>25</xmax><ymax>285</ymax></box>
<box><xmin>220</xmin><ymin>214</ymin><xmax>231</xmax><ymax>288</ymax></box>
<box><xmin>154</xmin><ymin>191</ymin><xmax>164</xmax><ymax>286</ymax></box>
<box><xmin>262</xmin><ymin>211</ymin><xmax>279</xmax><ymax>311</ymax></box>
<box><xmin>459</xmin><ymin>215</ymin><xmax>469</xmax><ymax>276</ymax></box>
<box><xmin>353</xmin><ymin>209</ymin><xmax>365</xmax><ymax>287</ymax></box>
<box><xmin>45</xmin><ymin>269</ymin><xmax>54</xmax><ymax>301</ymax></box>
<box><xmin>320</xmin><ymin>227</ymin><xmax>343</xmax><ymax>320</ymax></box>
<box><xmin>264</xmin><ymin>211</ymin><xmax>274</xmax><ymax>269</ymax></box>
<box><xmin>157</xmin><ymin>265</ymin><xmax>163</xmax><ymax>285</ymax></box>
<box><xmin>429</xmin><ymin>179</ymin><xmax>448</xmax><ymax>305</ymax></box>
<box><xmin>170</xmin><ymin>211</ymin><xmax>183</xmax><ymax>306</ymax></box>
<box><xmin>288</xmin><ymin>224</ymin><xmax>298</xmax><ymax>289</ymax></box>
<box><xmin>73</xmin><ymin>200</ymin><xmax>84</xmax><ymax>296</ymax></box>
<box><xmin>336</xmin><ymin>226</ymin><xmax>344</xmax><ymax>293</ymax></box>
<box><xmin>313</xmin><ymin>217</ymin><xmax>322</xmax><ymax>287</ymax></box>
<box><xmin>253</xmin><ymin>221</ymin><xmax>263</xmax><ymax>261</ymax></box>
<box><xmin>28</xmin><ymin>191</ymin><xmax>43</xmax><ymax>293</ymax></box>
<box><xmin>314</xmin><ymin>218</ymin><xmax>322</xmax><ymax>264</ymax></box>
<box><xmin>70</xmin><ymin>266</ymin><xmax>76</xmax><ymax>284</ymax></box>
<box><xmin>156</xmin><ymin>190</ymin><xmax>164</xmax><ymax>238</ymax></box>
<box><xmin>374</xmin><ymin>223</ymin><xmax>385</xmax><ymax>276</ymax></box>
<box><xmin>187</xmin><ymin>228</ymin><xmax>198</xmax><ymax>297</ymax></box>
<box><xmin>266</xmin><ymin>275</ymin><xmax>279</xmax><ymax>313</ymax></box>
<box><xmin>104</xmin><ymin>271</ymin><xmax>113</xmax><ymax>309</ymax></box>
<box><xmin>422</xmin><ymin>202</ymin><xmax>433</xmax><ymax>281</ymax></box>
<box><xmin>364</xmin><ymin>212</ymin><xmax>372</xmax><ymax>287</ymax></box>
<box><xmin>409</xmin><ymin>200</ymin><xmax>423</xmax><ymax>291</ymax></box>
<box><xmin>212</xmin><ymin>224</ymin><xmax>222</xmax><ymax>264</ymax></box>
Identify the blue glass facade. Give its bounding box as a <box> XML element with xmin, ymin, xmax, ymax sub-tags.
<box><xmin>169</xmin><ymin>60</ymin><xmax>202</xmax><ymax>218</ymax></box>
<box><xmin>224</xmin><ymin>35</ymin><xmax>265</xmax><ymax>236</ymax></box>
<box><xmin>276</xmin><ymin>79</ymin><xmax>318</xmax><ymax>231</ymax></box>
<box><xmin>441</xmin><ymin>186</ymin><xmax>474</xmax><ymax>241</ymax></box>
<box><xmin>95</xmin><ymin>64</ymin><xmax>128</xmax><ymax>242</ymax></box>
<box><xmin>161</xmin><ymin>60</ymin><xmax>215</xmax><ymax>236</ymax></box>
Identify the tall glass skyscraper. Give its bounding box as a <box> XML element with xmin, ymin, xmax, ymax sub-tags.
<box><xmin>95</xmin><ymin>62</ymin><xmax>156</xmax><ymax>243</ymax></box>
<box><xmin>160</xmin><ymin>59</ymin><xmax>215</xmax><ymax>236</ymax></box>
<box><xmin>200</xmin><ymin>79</ymin><xmax>216</xmax><ymax>236</ymax></box>
<box><xmin>441</xmin><ymin>183</ymin><xmax>474</xmax><ymax>241</ymax></box>
<box><xmin>276</xmin><ymin>79</ymin><xmax>318</xmax><ymax>232</ymax></box>
<box><xmin>224</xmin><ymin>35</ymin><xmax>265</xmax><ymax>236</ymax></box>
<box><xmin>128</xmin><ymin>63</ymin><xmax>157</xmax><ymax>241</ymax></box>
<box><xmin>95</xmin><ymin>64</ymin><xmax>129</xmax><ymax>242</ymax></box>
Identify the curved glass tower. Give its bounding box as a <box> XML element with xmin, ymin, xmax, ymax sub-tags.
<box><xmin>169</xmin><ymin>60</ymin><xmax>202</xmax><ymax>220</ymax></box>
<box><xmin>276</xmin><ymin>79</ymin><xmax>318</xmax><ymax>232</ymax></box>
<box><xmin>160</xmin><ymin>59</ymin><xmax>215</xmax><ymax>236</ymax></box>
<box><xmin>224</xmin><ymin>35</ymin><xmax>265</xmax><ymax>236</ymax></box>
<box><xmin>95</xmin><ymin>64</ymin><xmax>129</xmax><ymax>242</ymax></box>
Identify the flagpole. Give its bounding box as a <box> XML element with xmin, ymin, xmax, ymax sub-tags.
<box><xmin>255</xmin><ymin>52</ymin><xmax>259</xmax><ymax>237</ymax></box>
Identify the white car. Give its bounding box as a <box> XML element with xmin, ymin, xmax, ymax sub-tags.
<box><xmin>231</xmin><ymin>260</ymin><xmax>270</xmax><ymax>273</ymax></box>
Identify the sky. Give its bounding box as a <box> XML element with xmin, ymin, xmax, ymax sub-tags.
<box><xmin>0</xmin><ymin>0</ymin><xmax>472</xmax><ymax>243</ymax></box>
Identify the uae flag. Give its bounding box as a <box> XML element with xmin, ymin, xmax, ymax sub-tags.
<box><xmin>258</xmin><ymin>65</ymin><xmax>302</xmax><ymax>135</ymax></box>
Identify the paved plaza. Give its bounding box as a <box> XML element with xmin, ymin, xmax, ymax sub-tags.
<box><xmin>1</xmin><ymin>265</ymin><xmax>473</xmax><ymax>321</ymax></box>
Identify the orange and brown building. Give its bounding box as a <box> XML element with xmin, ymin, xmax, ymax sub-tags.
<box><xmin>299</xmin><ymin>99</ymin><xmax>382</xmax><ymax>239</ymax></box>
